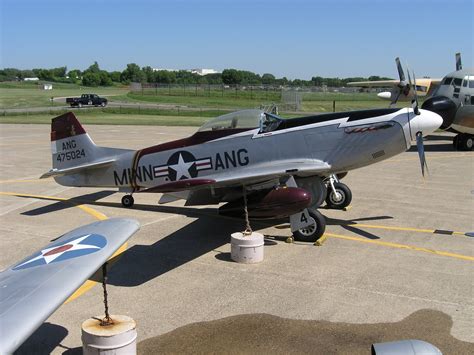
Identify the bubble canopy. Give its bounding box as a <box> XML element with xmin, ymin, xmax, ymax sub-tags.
<box><xmin>198</xmin><ymin>109</ymin><xmax>266</xmax><ymax>132</ymax></box>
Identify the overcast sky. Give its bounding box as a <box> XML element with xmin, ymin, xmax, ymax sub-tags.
<box><xmin>1</xmin><ymin>0</ymin><xmax>472</xmax><ymax>79</ymax></box>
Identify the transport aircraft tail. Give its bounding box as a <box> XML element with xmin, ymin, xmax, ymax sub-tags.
<box><xmin>40</xmin><ymin>112</ymin><xmax>129</xmax><ymax>179</ymax></box>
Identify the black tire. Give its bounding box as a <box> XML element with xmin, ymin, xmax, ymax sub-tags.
<box><xmin>325</xmin><ymin>182</ymin><xmax>352</xmax><ymax>209</ymax></box>
<box><xmin>121</xmin><ymin>195</ymin><xmax>134</xmax><ymax>208</ymax></box>
<box><xmin>292</xmin><ymin>209</ymin><xmax>326</xmax><ymax>242</ymax></box>
<box><xmin>456</xmin><ymin>134</ymin><xmax>473</xmax><ymax>151</ymax></box>
<box><xmin>101</xmin><ymin>102</ymin><xmax>107</xmax><ymax>107</ymax></box>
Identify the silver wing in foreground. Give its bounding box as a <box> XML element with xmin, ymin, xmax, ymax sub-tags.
<box><xmin>0</xmin><ymin>218</ymin><xmax>140</xmax><ymax>354</ymax></box>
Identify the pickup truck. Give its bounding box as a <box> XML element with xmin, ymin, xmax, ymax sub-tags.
<box><xmin>66</xmin><ymin>94</ymin><xmax>108</xmax><ymax>107</ymax></box>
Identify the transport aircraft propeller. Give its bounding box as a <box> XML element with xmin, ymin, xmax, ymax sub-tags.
<box><xmin>390</xmin><ymin>57</ymin><xmax>410</xmax><ymax>106</ymax></box>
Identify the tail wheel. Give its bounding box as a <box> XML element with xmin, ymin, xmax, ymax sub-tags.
<box><xmin>121</xmin><ymin>195</ymin><xmax>134</xmax><ymax>208</ymax></box>
<box><xmin>325</xmin><ymin>182</ymin><xmax>352</xmax><ymax>209</ymax></box>
<box><xmin>293</xmin><ymin>209</ymin><xmax>326</xmax><ymax>242</ymax></box>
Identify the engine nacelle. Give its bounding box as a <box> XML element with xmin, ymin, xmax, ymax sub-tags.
<box><xmin>219</xmin><ymin>187</ymin><xmax>311</xmax><ymax>219</ymax></box>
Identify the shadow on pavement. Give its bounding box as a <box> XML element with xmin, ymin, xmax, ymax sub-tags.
<box><xmin>138</xmin><ymin>309</ymin><xmax>474</xmax><ymax>354</ymax></box>
<box><xmin>15</xmin><ymin>322</ymin><xmax>68</xmax><ymax>355</ymax></box>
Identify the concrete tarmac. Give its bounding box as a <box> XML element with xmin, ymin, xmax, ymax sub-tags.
<box><xmin>0</xmin><ymin>124</ymin><xmax>472</xmax><ymax>354</ymax></box>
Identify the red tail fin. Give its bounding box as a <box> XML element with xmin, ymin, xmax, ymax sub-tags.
<box><xmin>51</xmin><ymin>112</ymin><xmax>86</xmax><ymax>141</ymax></box>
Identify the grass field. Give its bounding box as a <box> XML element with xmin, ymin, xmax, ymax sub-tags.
<box><xmin>0</xmin><ymin>112</ymin><xmax>210</xmax><ymax>126</ymax></box>
<box><xmin>0</xmin><ymin>82</ymin><xmax>413</xmax><ymax>126</ymax></box>
<box><xmin>0</xmin><ymin>82</ymin><xmax>128</xmax><ymax>109</ymax></box>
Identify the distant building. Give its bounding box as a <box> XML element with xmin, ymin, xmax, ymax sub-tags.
<box><xmin>23</xmin><ymin>77</ymin><xmax>39</xmax><ymax>81</ymax></box>
<box><xmin>190</xmin><ymin>69</ymin><xmax>220</xmax><ymax>76</ymax></box>
<box><xmin>152</xmin><ymin>68</ymin><xmax>220</xmax><ymax>76</ymax></box>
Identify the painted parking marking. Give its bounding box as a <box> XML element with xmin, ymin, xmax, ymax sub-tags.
<box><xmin>0</xmin><ymin>191</ymin><xmax>108</xmax><ymax>220</ymax></box>
<box><xmin>324</xmin><ymin>232</ymin><xmax>474</xmax><ymax>262</ymax></box>
<box><xmin>0</xmin><ymin>179</ymin><xmax>54</xmax><ymax>184</ymax></box>
<box><xmin>348</xmin><ymin>223</ymin><xmax>466</xmax><ymax>236</ymax></box>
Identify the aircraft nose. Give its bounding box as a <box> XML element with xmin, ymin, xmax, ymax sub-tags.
<box><xmin>413</xmin><ymin>109</ymin><xmax>443</xmax><ymax>137</ymax></box>
<box><xmin>421</xmin><ymin>95</ymin><xmax>457</xmax><ymax>129</ymax></box>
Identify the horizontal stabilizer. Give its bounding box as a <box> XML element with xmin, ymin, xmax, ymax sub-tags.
<box><xmin>0</xmin><ymin>218</ymin><xmax>140</xmax><ymax>354</ymax></box>
<box><xmin>40</xmin><ymin>158</ymin><xmax>116</xmax><ymax>178</ymax></box>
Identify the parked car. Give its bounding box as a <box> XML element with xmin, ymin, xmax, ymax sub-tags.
<box><xmin>66</xmin><ymin>94</ymin><xmax>108</xmax><ymax>108</ymax></box>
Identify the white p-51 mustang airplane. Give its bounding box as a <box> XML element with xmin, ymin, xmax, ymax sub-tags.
<box><xmin>41</xmin><ymin>100</ymin><xmax>442</xmax><ymax>242</ymax></box>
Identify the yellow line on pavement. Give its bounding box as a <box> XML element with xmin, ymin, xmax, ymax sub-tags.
<box><xmin>325</xmin><ymin>232</ymin><xmax>474</xmax><ymax>262</ymax></box>
<box><xmin>0</xmin><ymin>191</ymin><xmax>108</xmax><ymax>220</ymax></box>
<box><xmin>348</xmin><ymin>223</ymin><xmax>465</xmax><ymax>236</ymax></box>
<box><xmin>0</xmin><ymin>179</ymin><xmax>51</xmax><ymax>183</ymax></box>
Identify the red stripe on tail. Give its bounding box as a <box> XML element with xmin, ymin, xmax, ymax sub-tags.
<box><xmin>51</xmin><ymin>112</ymin><xmax>86</xmax><ymax>141</ymax></box>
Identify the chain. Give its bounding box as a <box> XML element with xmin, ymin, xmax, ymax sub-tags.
<box><xmin>243</xmin><ymin>186</ymin><xmax>252</xmax><ymax>235</ymax></box>
<box><xmin>100</xmin><ymin>262</ymin><xmax>114</xmax><ymax>326</ymax></box>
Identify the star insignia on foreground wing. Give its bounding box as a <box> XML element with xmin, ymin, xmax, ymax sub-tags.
<box><xmin>168</xmin><ymin>153</ymin><xmax>195</xmax><ymax>180</ymax></box>
<box><xmin>13</xmin><ymin>234</ymin><xmax>104</xmax><ymax>270</ymax></box>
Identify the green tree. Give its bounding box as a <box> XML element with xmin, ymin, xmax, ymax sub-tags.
<box><xmin>222</xmin><ymin>69</ymin><xmax>243</xmax><ymax>85</ymax></box>
<box><xmin>262</xmin><ymin>73</ymin><xmax>275</xmax><ymax>85</ymax></box>
<box><xmin>86</xmin><ymin>61</ymin><xmax>101</xmax><ymax>74</ymax></box>
<box><xmin>154</xmin><ymin>70</ymin><xmax>176</xmax><ymax>84</ymax></box>
<box><xmin>99</xmin><ymin>71</ymin><xmax>113</xmax><ymax>86</ymax></box>
<box><xmin>82</xmin><ymin>72</ymin><xmax>101</xmax><ymax>86</ymax></box>
<box><xmin>121</xmin><ymin>63</ymin><xmax>146</xmax><ymax>83</ymax></box>
<box><xmin>68</xmin><ymin>69</ymin><xmax>82</xmax><ymax>82</ymax></box>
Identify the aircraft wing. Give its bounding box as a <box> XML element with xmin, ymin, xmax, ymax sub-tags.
<box><xmin>347</xmin><ymin>80</ymin><xmax>400</xmax><ymax>88</ymax></box>
<box><xmin>0</xmin><ymin>218</ymin><xmax>140</xmax><ymax>355</ymax></box>
<box><xmin>210</xmin><ymin>159</ymin><xmax>331</xmax><ymax>187</ymax></box>
<box><xmin>141</xmin><ymin>159</ymin><xmax>331</xmax><ymax>193</ymax></box>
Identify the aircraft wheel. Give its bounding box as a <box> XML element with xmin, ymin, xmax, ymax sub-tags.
<box><xmin>101</xmin><ymin>102</ymin><xmax>107</xmax><ymax>107</ymax></box>
<box><xmin>325</xmin><ymin>182</ymin><xmax>352</xmax><ymax>209</ymax></box>
<box><xmin>121</xmin><ymin>195</ymin><xmax>134</xmax><ymax>208</ymax></box>
<box><xmin>458</xmin><ymin>134</ymin><xmax>473</xmax><ymax>151</ymax></box>
<box><xmin>293</xmin><ymin>209</ymin><xmax>326</xmax><ymax>242</ymax></box>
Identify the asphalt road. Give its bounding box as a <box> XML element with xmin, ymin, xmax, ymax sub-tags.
<box><xmin>0</xmin><ymin>124</ymin><xmax>472</xmax><ymax>354</ymax></box>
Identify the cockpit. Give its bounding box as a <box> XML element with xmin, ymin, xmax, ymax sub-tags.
<box><xmin>197</xmin><ymin>109</ymin><xmax>284</xmax><ymax>133</ymax></box>
<box><xmin>435</xmin><ymin>72</ymin><xmax>474</xmax><ymax>103</ymax></box>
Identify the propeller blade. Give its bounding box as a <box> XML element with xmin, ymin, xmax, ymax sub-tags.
<box><xmin>412</xmin><ymin>70</ymin><xmax>420</xmax><ymax>115</ymax></box>
<box><xmin>396</xmin><ymin>57</ymin><xmax>406</xmax><ymax>82</ymax></box>
<box><xmin>416</xmin><ymin>132</ymin><xmax>428</xmax><ymax>177</ymax></box>
<box><xmin>455</xmin><ymin>52</ymin><xmax>462</xmax><ymax>71</ymax></box>
<box><xmin>391</xmin><ymin>57</ymin><xmax>408</xmax><ymax>107</ymax></box>
<box><xmin>390</xmin><ymin>88</ymin><xmax>402</xmax><ymax>107</ymax></box>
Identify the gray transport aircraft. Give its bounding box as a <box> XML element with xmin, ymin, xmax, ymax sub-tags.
<box><xmin>350</xmin><ymin>53</ymin><xmax>473</xmax><ymax>150</ymax></box>
<box><xmin>421</xmin><ymin>53</ymin><xmax>474</xmax><ymax>150</ymax></box>
<box><xmin>41</xmin><ymin>100</ymin><xmax>442</xmax><ymax>242</ymax></box>
<box><xmin>0</xmin><ymin>218</ymin><xmax>140</xmax><ymax>354</ymax></box>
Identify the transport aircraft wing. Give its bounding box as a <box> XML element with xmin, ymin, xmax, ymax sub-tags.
<box><xmin>0</xmin><ymin>218</ymin><xmax>140</xmax><ymax>355</ymax></box>
<box><xmin>140</xmin><ymin>159</ymin><xmax>331</xmax><ymax>193</ymax></box>
<box><xmin>347</xmin><ymin>79</ymin><xmax>401</xmax><ymax>87</ymax></box>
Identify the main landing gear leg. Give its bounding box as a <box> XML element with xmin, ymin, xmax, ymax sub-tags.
<box><xmin>325</xmin><ymin>174</ymin><xmax>352</xmax><ymax>209</ymax></box>
<box><xmin>121</xmin><ymin>194</ymin><xmax>135</xmax><ymax>208</ymax></box>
